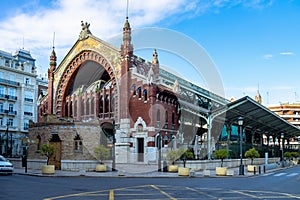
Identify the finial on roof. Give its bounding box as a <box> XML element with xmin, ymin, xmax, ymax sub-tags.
<box><xmin>79</xmin><ymin>21</ymin><xmax>92</xmax><ymax>40</ymax></box>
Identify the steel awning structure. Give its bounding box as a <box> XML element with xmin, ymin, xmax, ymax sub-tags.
<box><xmin>213</xmin><ymin>96</ymin><xmax>300</xmax><ymax>138</ymax></box>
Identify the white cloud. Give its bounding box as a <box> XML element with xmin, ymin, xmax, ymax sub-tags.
<box><xmin>263</xmin><ymin>54</ymin><xmax>273</xmax><ymax>60</ymax></box>
<box><xmin>0</xmin><ymin>0</ymin><xmax>275</xmax><ymax>75</ymax></box>
<box><xmin>279</xmin><ymin>52</ymin><xmax>294</xmax><ymax>56</ymax></box>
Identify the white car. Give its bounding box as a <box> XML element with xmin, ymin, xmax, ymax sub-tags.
<box><xmin>0</xmin><ymin>155</ymin><xmax>14</xmax><ymax>175</ymax></box>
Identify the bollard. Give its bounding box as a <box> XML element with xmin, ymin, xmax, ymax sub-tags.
<box><xmin>254</xmin><ymin>167</ymin><xmax>256</xmax><ymax>175</ymax></box>
<box><xmin>259</xmin><ymin>166</ymin><xmax>261</xmax><ymax>174</ymax></box>
<box><xmin>263</xmin><ymin>165</ymin><xmax>266</xmax><ymax>173</ymax></box>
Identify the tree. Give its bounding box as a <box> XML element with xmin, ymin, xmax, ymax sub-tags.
<box><xmin>245</xmin><ymin>148</ymin><xmax>260</xmax><ymax>165</ymax></box>
<box><xmin>39</xmin><ymin>144</ymin><xmax>55</xmax><ymax>165</ymax></box>
<box><xmin>94</xmin><ymin>145</ymin><xmax>110</xmax><ymax>164</ymax></box>
<box><xmin>284</xmin><ymin>152</ymin><xmax>292</xmax><ymax>160</ymax></box>
<box><xmin>290</xmin><ymin>151</ymin><xmax>299</xmax><ymax>159</ymax></box>
<box><xmin>167</xmin><ymin>150</ymin><xmax>179</xmax><ymax>165</ymax></box>
<box><xmin>214</xmin><ymin>149</ymin><xmax>229</xmax><ymax>167</ymax></box>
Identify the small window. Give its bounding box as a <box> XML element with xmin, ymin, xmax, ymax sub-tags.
<box><xmin>74</xmin><ymin>134</ymin><xmax>83</xmax><ymax>152</ymax></box>
<box><xmin>36</xmin><ymin>135</ymin><xmax>41</xmax><ymax>151</ymax></box>
<box><xmin>137</xmin><ymin>124</ymin><xmax>143</xmax><ymax>132</ymax></box>
<box><xmin>25</xmin><ymin>77</ymin><xmax>30</xmax><ymax>85</ymax></box>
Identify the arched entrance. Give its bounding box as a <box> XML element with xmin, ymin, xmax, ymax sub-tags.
<box><xmin>55</xmin><ymin>50</ymin><xmax>117</xmax><ymax>120</ymax></box>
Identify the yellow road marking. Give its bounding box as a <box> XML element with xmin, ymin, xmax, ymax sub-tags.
<box><xmin>151</xmin><ymin>185</ymin><xmax>177</xmax><ymax>200</ymax></box>
<box><xmin>109</xmin><ymin>190</ymin><xmax>114</xmax><ymax>200</ymax></box>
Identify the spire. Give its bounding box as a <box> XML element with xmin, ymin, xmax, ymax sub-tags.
<box><xmin>255</xmin><ymin>85</ymin><xmax>262</xmax><ymax>104</ymax></box>
<box><xmin>49</xmin><ymin>32</ymin><xmax>57</xmax><ymax>70</ymax></box>
<box><xmin>152</xmin><ymin>49</ymin><xmax>159</xmax><ymax>64</ymax></box>
<box><xmin>121</xmin><ymin>16</ymin><xmax>133</xmax><ymax>58</ymax></box>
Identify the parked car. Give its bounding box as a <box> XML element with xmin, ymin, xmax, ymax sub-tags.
<box><xmin>0</xmin><ymin>155</ymin><xmax>14</xmax><ymax>175</ymax></box>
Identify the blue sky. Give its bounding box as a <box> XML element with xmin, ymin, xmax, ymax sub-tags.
<box><xmin>0</xmin><ymin>0</ymin><xmax>299</xmax><ymax>105</ymax></box>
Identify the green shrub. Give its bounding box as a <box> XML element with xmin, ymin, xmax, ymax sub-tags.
<box><xmin>94</xmin><ymin>145</ymin><xmax>110</xmax><ymax>164</ymax></box>
<box><xmin>245</xmin><ymin>148</ymin><xmax>260</xmax><ymax>165</ymax></box>
<box><xmin>39</xmin><ymin>144</ymin><xmax>55</xmax><ymax>165</ymax></box>
<box><xmin>214</xmin><ymin>149</ymin><xmax>229</xmax><ymax>167</ymax></box>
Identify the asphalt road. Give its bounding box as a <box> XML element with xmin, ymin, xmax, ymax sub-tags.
<box><xmin>1</xmin><ymin>165</ymin><xmax>299</xmax><ymax>200</ymax></box>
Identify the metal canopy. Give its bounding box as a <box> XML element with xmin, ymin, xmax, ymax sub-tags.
<box><xmin>214</xmin><ymin>96</ymin><xmax>300</xmax><ymax>138</ymax></box>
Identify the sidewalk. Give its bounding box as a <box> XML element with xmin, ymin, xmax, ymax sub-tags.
<box><xmin>13</xmin><ymin>165</ymin><xmax>272</xmax><ymax>178</ymax></box>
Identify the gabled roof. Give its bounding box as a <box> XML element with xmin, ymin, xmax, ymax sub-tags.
<box><xmin>214</xmin><ymin>96</ymin><xmax>300</xmax><ymax>138</ymax></box>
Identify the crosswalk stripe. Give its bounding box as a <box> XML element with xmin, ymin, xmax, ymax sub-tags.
<box><xmin>273</xmin><ymin>173</ymin><xmax>286</xmax><ymax>177</ymax></box>
<box><xmin>286</xmin><ymin>173</ymin><xmax>299</xmax><ymax>177</ymax></box>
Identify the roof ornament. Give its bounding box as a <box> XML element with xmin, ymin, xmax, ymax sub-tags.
<box><xmin>79</xmin><ymin>21</ymin><xmax>92</xmax><ymax>40</ymax></box>
<box><xmin>173</xmin><ymin>79</ymin><xmax>179</xmax><ymax>93</ymax></box>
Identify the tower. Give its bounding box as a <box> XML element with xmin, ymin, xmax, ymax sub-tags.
<box><xmin>152</xmin><ymin>49</ymin><xmax>159</xmax><ymax>82</ymax></box>
<box><xmin>119</xmin><ymin>17</ymin><xmax>133</xmax><ymax>120</ymax></box>
<box><xmin>47</xmin><ymin>45</ymin><xmax>57</xmax><ymax>114</ymax></box>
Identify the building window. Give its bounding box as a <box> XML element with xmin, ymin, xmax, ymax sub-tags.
<box><xmin>7</xmin><ymin>118</ymin><xmax>13</xmax><ymax>126</ymax></box>
<box><xmin>137</xmin><ymin>124</ymin><xmax>143</xmax><ymax>132</ymax></box>
<box><xmin>143</xmin><ymin>89</ymin><xmax>148</xmax><ymax>101</ymax></box>
<box><xmin>36</xmin><ymin>135</ymin><xmax>41</xmax><ymax>151</ymax></box>
<box><xmin>8</xmin><ymin>88</ymin><xmax>16</xmax><ymax>97</ymax></box>
<box><xmin>9</xmin><ymin>74</ymin><xmax>14</xmax><ymax>81</ymax></box>
<box><xmin>0</xmin><ymin>102</ymin><xmax>4</xmax><ymax>113</ymax></box>
<box><xmin>172</xmin><ymin>112</ymin><xmax>175</xmax><ymax>124</ymax></box>
<box><xmin>74</xmin><ymin>134</ymin><xmax>83</xmax><ymax>152</ymax></box>
<box><xmin>157</xmin><ymin>109</ymin><xmax>161</xmax><ymax>128</ymax></box>
<box><xmin>24</xmin><ymin>119</ymin><xmax>29</xmax><ymax>130</ymax></box>
<box><xmin>24</xmin><ymin>91</ymin><xmax>34</xmax><ymax>102</ymax></box>
<box><xmin>25</xmin><ymin>77</ymin><xmax>30</xmax><ymax>85</ymax></box>
<box><xmin>0</xmin><ymin>86</ymin><xmax>5</xmax><ymax>96</ymax></box>
<box><xmin>24</xmin><ymin>105</ymin><xmax>33</xmax><ymax>116</ymax></box>
<box><xmin>137</xmin><ymin>87</ymin><xmax>142</xmax><ymax>99</ymax></box>
<box><xmin>0</xmin><ymin>117</ymin><xmax>3</xmax><ymax>126</ymax></box>
<box><xmin>132</xmin><ymin>84</ymin><xmax>136</xmax><ymax>96</ymax></box>
<box><xmin>165</xmin><ymin>111</ymin><xmax>168</xmax><ymax>122</ymax></box>
<box><xmin>8</xmin><ymin>103</ymin><xmax>14</xmax><ymax>112</ymax></box>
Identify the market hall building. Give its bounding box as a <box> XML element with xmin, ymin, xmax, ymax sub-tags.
<box><xmin>27</xmin><ymin>18</ymin><xmax>300</xmax><ymax>171</ymax></box>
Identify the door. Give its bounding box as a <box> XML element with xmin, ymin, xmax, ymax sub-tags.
<box><xmin>49</xmin><ymin>134</ymin><xmax>62</xmax><ymax>170</ymax></box>
<box><xmin>137</xmin><ymin>138</ymin><xmax>144</xmax><ymax>162</ymax></box>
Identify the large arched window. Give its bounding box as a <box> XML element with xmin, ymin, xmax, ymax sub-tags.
<box><xmin>81</xmin><ymin>100</ymin><xmax>85</xmax><ymax>116</ymax></box>
<box><xmin>91</xmin><ymin>97</ymin><xmax>94</xmax><ymax>115</ymax></box>
<box><xmin>105</xmin><ymin>95</ymin><xmax>109</xmax><ymax>113</ymax></box>
<box><xmin>86</xmin><ymin>98</ymin><xmax>90</xmax><ymax>115</ymax></box>
<box><xmin>157</xmin><ymin>109</ymin><xmax>161</xmax><ymax>128</ymax></box>
<box><xmin>143</xmin><ymin>89</ymin><xmax>148</xmax><ymax>101</ymax></box>
<box><xmin>137</xmin><ymin>87</ymin><xmax>142</xmax><ymax>99</ymax></box>
<box><xmin>99</xmin><ymin>96</ymin><xmax>103</xmax><ymax>113</ymax></box>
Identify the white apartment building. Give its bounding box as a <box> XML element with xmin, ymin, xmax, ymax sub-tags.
<box><xmin>0</xmin><ymin>49</ymin><xmax>38</xmax><ymax>157</ymax></box>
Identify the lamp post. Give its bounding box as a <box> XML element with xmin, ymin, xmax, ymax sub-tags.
<box><xmin>238</xmin><ymin>116</ymin><xmax>244</xmax><ymax>175</ymax></box>
<box><xmin>112</xmin><ymin>120</ymin><xmax>116</xmax><ymax>171</ymax></box>
<box><xmin>157</xmin><ymin>133</ymin><xmax>162</xmax><ymax>172</ymax></box>
<box><xmin>281</xmin><ymin>132</ymin><xmax>284</xmax><ymax>167</ymax></box>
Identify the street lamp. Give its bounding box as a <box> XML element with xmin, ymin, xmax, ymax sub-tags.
<box><xmin>238</xmin><ymin>116</ymin><xmax>244</xmax><ymax>175</ymax></box>
<box><xmin>281</xmin><ymin>132</ymin><xmax>284</xmax><ymax>167</ymax></box>
<box><xmin>112</xmin><ymin>120</ymin><xmax>116</xmax><ymax>171</ymax></box>
<box><xmin>156</xmin><ymin>133</ymin><xmax>162</xmax><ymax>172</ymax></box>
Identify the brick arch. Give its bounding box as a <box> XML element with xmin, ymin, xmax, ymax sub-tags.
<box><xmin>55</xmin><ymin>50</ymin><xmax>117</xmax><ymax>117</ymax></box>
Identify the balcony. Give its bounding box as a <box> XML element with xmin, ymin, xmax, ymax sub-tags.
<box><xmin>24</xmin><ymin>111</ymin><xmax>33</xmax><ymax>116</ymax></box>
<box><xmin>6</xmin><ymin>95</ymin><xmax>17</xmax><ymax>101</ymax></box>
<box><xmin>5</xmin><ymin>110</ymin><xmax>17</xmax><ymax>116</ymax></box>
<box><xmin>24</xmin><ymin>98</ymin><xmax>33</xmax><ymax>102</ymax></box>
<box><xmin>0</xmin><ymin>78</ymin><xmax>20</xmax><ymax>87</ymax></box>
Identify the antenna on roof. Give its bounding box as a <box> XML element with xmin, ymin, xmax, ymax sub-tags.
<box><xmin>126</xmin><ymin>0</ymin><xmax>129</xmax><ymax>19</ymax></box>
<box><xmin>22</xmin><ymin>36</ymin><xmax>24</xmax><ymax>49</ymax></box>
<box><xmin>53</xmin><ymin>32</ymin><xmax>56</xmax><ymax>49</ymax></box>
